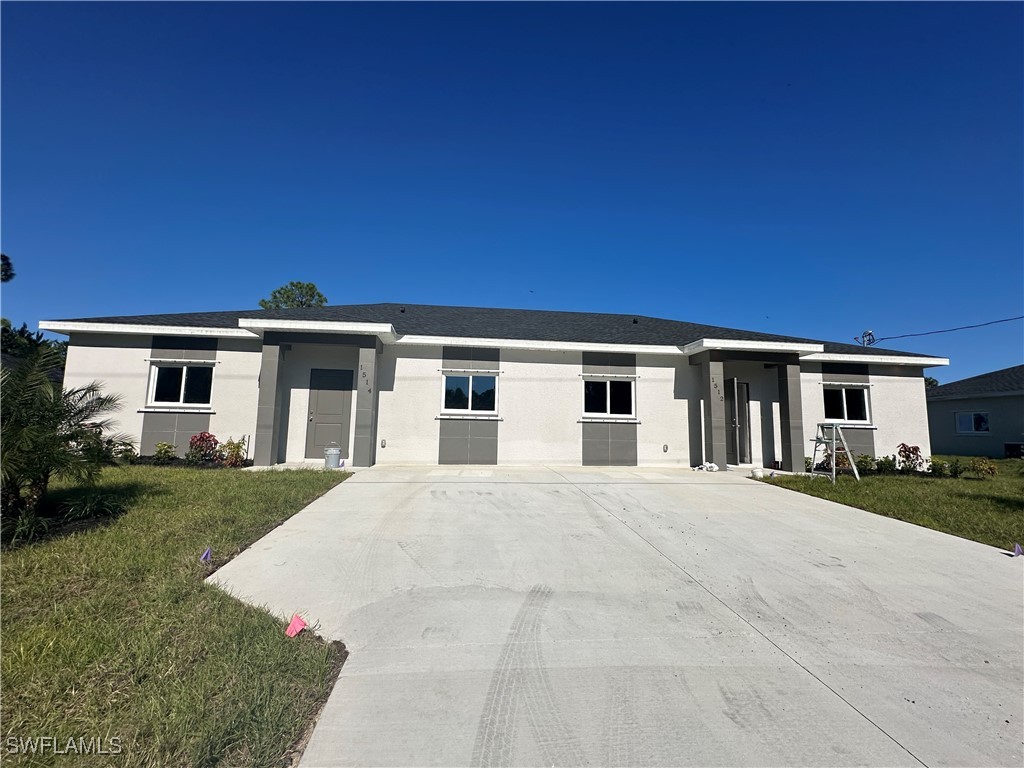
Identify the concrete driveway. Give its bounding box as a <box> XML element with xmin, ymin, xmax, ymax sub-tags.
<box><xmin>210</xmin><ymin>466</ymin><xmax>1022</xmax><ymax>767</ymax></box>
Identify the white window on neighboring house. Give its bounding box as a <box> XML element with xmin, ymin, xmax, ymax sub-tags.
<box><xmin>822</xmin><ymin>385</ymin><xmax>870</xmax><ymax>422</ymax></box>
<box><xmin>442</xmin><ymin>374</ymin><xmax>497</xmax><ymax>413</ymax></box>
<box><xmin>583</xmin><ymin>378</ymin><xmax>635</xmax><ymax>417</ymax></box>
<box><xmin>149</xmin><ymin>364</ymin><xmax>214</xmax><ymax>406</ymax></box>
<box><xmin>955</xmin><ymin>411</ymin><xmax>989</xmax><ymax>434</ymax></box>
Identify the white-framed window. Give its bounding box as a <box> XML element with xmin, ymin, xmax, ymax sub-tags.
<box><xmin>442</xmin><ymin>373</ymin><xmax>497</xmax><ymax>413</ymax></box>
<box><xmin>955</xmin><ymin>411</ymin><xmax>989</xmax><ymax>434</ymax></box>
<box><xmin>822</xmin><ymin>385</ymin><xmax>870</xmax><ymax>422</ymax></box>
<box><xmin>148</xmin><ymin>363</ymin><xmax>214</xmax><ymax>406</ymax></box>
<box><xmin>583</xmin><ymin>378</ymin><xmax>635</xmax><ymax>417</ymax></box>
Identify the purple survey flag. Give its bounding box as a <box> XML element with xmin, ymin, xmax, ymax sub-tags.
<box><xmin>1014</xmin><ymin>543</ymin><xmax>1023</xmax><ymax>557</ymax></box>
<box><xmin>200</xmin><ymin>547</ymin><xmax>212</xmax><ymax>563</ymax></box>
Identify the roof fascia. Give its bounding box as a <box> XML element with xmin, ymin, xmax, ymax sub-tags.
<box><xmin>803</xmin><ymin>352</ymin><xmax>949</xmax><ymax>367</ymax></box>
<box><xmin>39</xmin><ymin>321</ymin><xmax>257</xmax><ymax>339</ymax></box>
<box><xmin>681</xmin><ymin>338</ymin><xmax>824</xmax><ymax>355</ymax></box>
<box><xmin>237</xmin><ymin>318</ymin><xmax>397</xmax><ymax>342</ymax></box>
<box><xmin>393</xmin><ymin>335</ymin><xmax>685</xmax><ymax>355</ymax></box>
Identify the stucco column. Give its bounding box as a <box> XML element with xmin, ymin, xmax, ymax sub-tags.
<box><xmin>352</xmin><ymin>342</ymin><xmax>381</xmax><ymax>467</ymax></box>
<box><xmin>701</xmin><ymin>358</ymin><xmax>728</xmax><ymax>468</ymax></box>
<box><xmin>253</xmin><ymin>343</ymin><xmax>282</xmax><ymax>466</ymax></box>
<box><xmin>777</xmin><ymin>362</ymin><xmax>805</xmax><ymax>472</ymax></box>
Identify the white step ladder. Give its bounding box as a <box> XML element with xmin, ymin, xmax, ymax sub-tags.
<box><xmin>810</xmin><ymin>423</ymin><xmax>860</xmax><ymax>483</ymax></box>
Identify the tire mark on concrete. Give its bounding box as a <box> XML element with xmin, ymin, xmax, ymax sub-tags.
<box><xmin>521</xmin><ymin>589</ymin><xmax>586</xmax><ymax>767</ymax></box>
<box><xmin>472</xmin><ymin>585</ymin><xmax>584</xmax><ymax>767</ymax></box>
<box><xmin>603</xmin><ymin>667</ymin><xmax>637</xmax><ymax>767</ymax></box>
<box><xmin>472</xmin><ymin>586</ymin><xmax>545</xmax><ymax>767</ymax></box>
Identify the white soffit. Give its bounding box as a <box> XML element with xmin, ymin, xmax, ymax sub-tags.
<box><xmin>237</xmin><ymin>318</ymin><xmax>398</xmax><ymax>341</ymax></box>
<box><xmin>38</xmin><ymin>321</ymin><xmax>257</xmax><ymax>338</ymax></box>
<box><xmin>680</xmin><ymin>338</ymin><xmax>824</xmax><ymax>355</ymax></box>
<box><xmin>393</xmin><ymin>335</ymin><xmax>686</xmax><ymax>355</ymax></box>
<box><xmin>803</xmin><ymin>352</ymin><xmax>949</xmax><ymax>367</ymax></box>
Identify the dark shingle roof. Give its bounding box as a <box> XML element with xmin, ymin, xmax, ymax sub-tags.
<box><xmin>927</xmin><ymin>365</ymin><xmax>1024</xmax><ymax>400</ymax></box>
<box><xmin>56</xmin><ymin>302</ymin><xmax>936</xmax><ymax>359</ymax></box>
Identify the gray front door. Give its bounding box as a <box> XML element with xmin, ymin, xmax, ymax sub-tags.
<box><xmin>725</xmin><ymin>378</ymin><xmax>751</xmax><ymax>465</ymax></box>
<box><xmin>305</xmin><ymin>369</ymin><xmax>354</xmax><ymax>460</ymax></box>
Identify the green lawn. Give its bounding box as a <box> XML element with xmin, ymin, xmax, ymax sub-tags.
<box><xmin>761</xmin><ymin>457</ymin><xmax>1024</xmax><ymax>550</ymax></box>
<box><xmin>1</xmin><ymin>466</ymin><xmax>348</xmax><ymax>767</ymax></box>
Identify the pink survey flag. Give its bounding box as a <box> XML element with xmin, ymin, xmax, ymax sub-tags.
<box><xmin>285</xmin><ymin>614</ymin><xmax>307</xmax><ymax>638</ymax></box>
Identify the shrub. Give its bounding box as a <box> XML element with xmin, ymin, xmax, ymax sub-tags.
<box><xmin>967</xmin><ymin>457</ymin><xmax>998</xmax><ymax>479</ymax></box>
<box><xmin>220</xmin><ymin>436</ymin><xmax>248</xmax><ymax>468</ymax></box>
<box><xmin>875</xmin><ymin>455</ymin><xmax>898</xmax><ymax>474</ymax></box>
<box><xmin>804</xmin><ymin>456</ymin><xmax>813</xmax><ymax>472</ymax></box>
<box><xmin>103</xmin><ymin>438</ymin><xmax>138</xmax><ymax>464</ymax></box>
<box><xmin>854</xmin><ymin>454</ymin><xmax>876</xmax><ymax>475</ymax></box>
<box><xmin>185</xmin><ymin>432</ymin><xmax>221</xmax><ymax>465</ymax></box>
<box><xmin>0</xmin><ymin>346</ymin><xmax>124</xmax><ymax>524</ymax></box>
<box><xmin>153</xmin><ymin>442</ymin><xmax>178</xmax><ymax>465</ymax></box>
<box><xmin>949</xmin><ymin>458</ymin><xmax>964</xmax><ymax>478</ymax></box>
<box><xmin>897</xmin><ymin>443</ymin><xmax>925</xmax><ymax>473</ymax></box>
<box><xmin>929</xmin><ymin>459</ymin><xmax>949</xmax><ymax>478</ymax></box>
<box><xmin>61</xmin><ymin>491</ymin><xmax>129</xmax><ymax>522</ymax></box>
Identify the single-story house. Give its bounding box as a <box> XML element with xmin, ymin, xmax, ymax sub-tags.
<box><xmin>926</xmin><ymin>365</ymin><xmax>1024</xmax><ymax>458</ymax></box>
<box><xmin>40</xmin><ymin>303</ymin><xmax>947</xmax><ymax>470</ymax></box>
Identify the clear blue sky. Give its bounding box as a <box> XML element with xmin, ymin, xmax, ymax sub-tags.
<box><xmin>2</xmin><ymin>2</ymin><xmax>1021</xmax><ymax>382</ymax></box>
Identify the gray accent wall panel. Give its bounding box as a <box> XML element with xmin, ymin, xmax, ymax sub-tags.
<box><xmin>353</xmin><ymin>344</ymin><xmax>381</xmax><ymax>467</ymax></box>
<box><xmin>253</xmin><ymin>344</ymin><xmax>283</xmax><ymax>466</ymax></box>
<box><xmin>777</xmin><ymin>363</ymin><xmax>805</xmax><ymax>472</ymax></box>
<box><xmin>438</xmin><ymin>419</ymin><xmax>499</xmax><ymax>465</ymax></box>
<box><xmin>582</xmin><ymin>422</ymin><xmax>638</xmax><ymax>466</ymax></box>
<box><xmin>582</xmin><ymin>351</ymin><xmax>636</xmax><ymax>375</ymax></box>
<box><xmin>151</xmin><ymin>336</ymin><xmax>217</xmax><ymax>360</ymax></box>
<box><xmin>442</xmin><ymin>346</ymin><xmax>500</xmax><ymax>370</ymax></box>
<box><xmin>437</xmin><ymin>347</ymin><xmax>501</xmax><ymax>464</ymax></box>
<box><xmin>700</xmin><ymin>358</ymin><xmax>728</xmax><ymax>469</ymax></box>
<box><xmin>141</xmin><ymin>412</ymin><xmax>211</xmax><ymax>455</ymax></box>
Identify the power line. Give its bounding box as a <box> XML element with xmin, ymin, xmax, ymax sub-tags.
<box><xmin>857</xmin><ymin>315</ymin><xmax>1024</xmax><ymax>346</ymax></box>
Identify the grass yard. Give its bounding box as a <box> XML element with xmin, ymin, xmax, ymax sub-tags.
<box><xmin>761</xmin><ymin>457</ymin><xmax>1024</xmax><ymax>550</ymax></box>
<box><xmin>1</xmin><ymin>466</ymin><xmax>348</xmax><ymax>767</ymax></box>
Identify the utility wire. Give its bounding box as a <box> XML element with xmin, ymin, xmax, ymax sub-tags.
<box><xmin>861</xmin><ymin>315</ymin><xmax>1023</xmax><ymax>346</ymax></box>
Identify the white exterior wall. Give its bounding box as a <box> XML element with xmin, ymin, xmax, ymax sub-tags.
<box><xmin>375</xmin><ymin>345</ymin><xmax>445</xmax><ymax>464</ymax></box>
<box><xmin>801</xmin><ymin>366</ymin><xmax>931</xmax><ymax>460</ymax></box>
<box><xmin>207</xmin><ymin>339</ymin><xmax>262</xmax><ymax>451</ymax></box>
<box><xmin>497</xmin><ymin>349</ymin><xmax>582</xmax><ymax>465</ymax></box>
<box><xmin>635</xmin><ymin>355</ymin><xmax>694</xmax><ymax>467</ymax></box>
<box><xmin>280</xmin><ymin>343</ymin><xmax>360</xmax><ymax>463</ymax></box>
<box><xmin>800</xmin><ymin>368</ymin><xmax>827</xmax><ymax>462</ymax></box>
<box><xmin>375</xmin><ymin>348</ymin><xmax>704</xmax><ymax>466</ymax></box>
<box><xmin>870</xmin><ymin>368</ymin><xmax>931</xmax><ymax>458</ymax></box>
<box><xmin>63</xmin><ymin>333</ymin><xmax>150</xmax><ymax>442</ymax></box>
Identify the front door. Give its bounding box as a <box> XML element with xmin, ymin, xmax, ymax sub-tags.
<box><xmin>725</xmin><ymin>378</ymin><xmax>751</xmax><ymax>465</ymax></box>
<box><xmin>305</xmin><ymin>368</ymin><xmax>354</xmax><ymax>460</ymax></box>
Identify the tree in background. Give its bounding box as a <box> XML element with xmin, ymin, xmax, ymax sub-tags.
<box><xmin>1</xmin><ymin>347</ymin><xmax>126</xmax><ymax>534</ymax></box>
<box><xmin>258</xmin><ymin>281</ymin><xmax>328</xmax><ymax>310</ymax></box>
<box><xmin>1</xmin><ymin>253</ymin><xmax>13</xmax><ymax>283</ymax></box>
<box><xmin>924</xmin><ymin>376</ymin><xmax>939</xmax><ymax>388</ymax></box>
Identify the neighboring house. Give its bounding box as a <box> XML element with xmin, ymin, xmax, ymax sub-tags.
<box><xmin>40</xmin><ymin>303</ymin><xmax>947</xmax><ymax>470</ymax></box>
<box><xmin>926</xmin><ymin>365</ymin><xmax>1024</xmax><ymax>458</ymax></box>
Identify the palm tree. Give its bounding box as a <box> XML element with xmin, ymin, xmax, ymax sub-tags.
<box><xmin>1</xmin><ymin>347</ymin><xmax>126</xmax><ymax>520</ymax></box>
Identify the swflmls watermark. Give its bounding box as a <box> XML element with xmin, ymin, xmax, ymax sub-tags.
<box><xmin>5</xmin><ymin>736</ymin><xmax>123</xmax><ymax>755</ymax></box>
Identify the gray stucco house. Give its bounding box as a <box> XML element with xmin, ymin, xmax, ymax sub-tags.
<box><xmin>927</xmin><ymin>365</ymin><xmax>1024</xmax><ymax>458</ymax></box>
<box><xmin>41</xmin><ymin>303</ymin><xmax>948</xmax><ymax>470</ymax></box>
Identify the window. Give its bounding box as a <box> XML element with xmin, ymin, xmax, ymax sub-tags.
<box><xmin>150</xmin><ymin>364</ymin><xmax>214</xmax><ymax>406</ymax></box>
<box><xmin>443</xmin><ymin>374</ymin><xmax>497</xmax><ymax>412</ymax></box>
<box><xmin>822</xmin><ymin>386</ymin><xmax>869</xmax><ymax>422</ymax></box>
<box><xmin>583</xmin><ymin>379</ymin><xmax>635</xmax><ymax>417</ymax></box>
<box><xmin>955</xmin><ymin>412</ymin><xmax>989</xmax><ymax>434</ymax></box>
